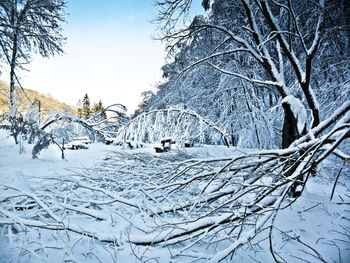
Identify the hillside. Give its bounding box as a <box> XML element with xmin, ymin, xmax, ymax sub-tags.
<box><xmin>0</xmin><ymin>80</ymin><xmax>76</xmax><ymax>118</ymax></box>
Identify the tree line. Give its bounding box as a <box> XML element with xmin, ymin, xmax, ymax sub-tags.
<box><xmin>76</xmin><ymin>93</ymin><xmax>106</xmax><ymax>119</ymax></box>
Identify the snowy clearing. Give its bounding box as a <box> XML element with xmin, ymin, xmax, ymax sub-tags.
<box><xmin>0</xmin><ymin>130</ymin><xmax>349</xmax><ymax>262</ymax></box>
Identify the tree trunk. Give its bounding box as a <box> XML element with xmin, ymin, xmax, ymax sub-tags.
<box><xmin>10</xmin><ymin>48</ymin><xmax>17</xmax><ymax>119</ymax></box>
<box><xmin>300</xmin><ymin>83</ymin><xmax>320</xmax><ymax>129</ymax></box>
<box><xmin>9</xmin><ymin>11</ymin><xmax>19</xmax><ymax>119</ymax></box>
<box><xmin>281</xmin><ymin>102</ymin><xmax>299</xmax><ymax>149</ymax></box>
<box><xmin>9</xmin><ymin>31</ymin><xmax>19</xmax><ymax>144</ymax></box>
<box><xmin>282</xmin><ymin>102</ymin><xmax>307</xmax><ymax>197</ymax></box>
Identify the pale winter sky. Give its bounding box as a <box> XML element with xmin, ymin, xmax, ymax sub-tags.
<box><xmin>3</xmin><ymin>0</ymin><xmax>202</xmax><ymax>114</ymax></box>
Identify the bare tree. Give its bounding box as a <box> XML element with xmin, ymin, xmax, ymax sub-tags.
<box><xmin>30</xmin><ymin>103</ymin><xmax>127</xmax><ymax>158</ymax></box>
<box><xmin>0</xmin><ymin>0</ymin><xmax>66</xmax><ymax>121</ymax></box>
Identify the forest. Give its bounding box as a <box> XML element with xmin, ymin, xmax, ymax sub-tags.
<box><xmin>0</xmin><ymin>0</ymin><xmax>349</xmax><ymax>262</ymax></box>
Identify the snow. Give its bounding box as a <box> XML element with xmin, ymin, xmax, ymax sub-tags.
<box><xmin>0</xmin><ymin>130</ymin><xmax>349</xmax><ymax>262</ymax></box>
<box><xmin>282</xmin><ymin>95</ymin><xmax>307</xmax><ymax>134</ymax></box>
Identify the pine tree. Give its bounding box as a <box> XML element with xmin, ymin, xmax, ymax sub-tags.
<box><xmin>82</xmin><ymin>94</ymin><xmax>91</xmax><ymax>118</ymax></box>
<box><xmin>92</xmin><ymin>100</ymin><xmax>106</xmax><ymax>119</ymax></box>
<box><xmin>99</xmin><ymin>100</ymin><xmax>107</xmax><ymax>119</ymax></box>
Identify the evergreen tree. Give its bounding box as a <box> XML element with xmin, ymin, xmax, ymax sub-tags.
<box><xmin>82</xmin><ymin>94</ymin><xmax>91</xmax><ymax>118</ymax></box>
<box><xmin>92</xmin><ymin>100</ymin><xmax>106</xmax><ymax>119</ymax></box>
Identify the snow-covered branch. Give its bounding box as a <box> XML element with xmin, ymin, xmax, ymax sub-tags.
<box><xmin>117</xmin><ymin>107</ymin><xmax>229</xmax><ymax>146</ymax></box>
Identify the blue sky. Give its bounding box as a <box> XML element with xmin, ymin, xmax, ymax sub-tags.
<box><xmin>14</xmin><ymin>0</ymin><xmax>202</xmax><ymax>114</ymax></box>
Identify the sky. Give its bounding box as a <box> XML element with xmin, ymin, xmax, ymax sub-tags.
<box><xmin>3</xmin><ymin>0</ymin><xmax>202</xmax><ymax>114</ymax></box>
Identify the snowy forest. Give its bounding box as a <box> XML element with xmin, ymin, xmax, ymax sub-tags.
<box><xmin>0</xmin><ymin>0</ymin><xmax>350</xmax><ymax>262</ymax></box>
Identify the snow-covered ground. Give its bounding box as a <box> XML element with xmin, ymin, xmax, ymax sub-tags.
<box><xmin>0</xmin><ymin>130</ymin><xmax>349</xmax><ymax>262</ymax></box>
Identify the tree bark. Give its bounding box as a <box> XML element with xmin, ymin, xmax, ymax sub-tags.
<box><xmin>281</xmin><ymin>102</ymin><xmax>299</xmax><ymax>149</ymax></box>
<box><xmin>282</xmin><ymin>101</ymin><xmax>308</xmax><ymax>197</ymax></box>
<box><xmin>9</xmin><ymin>26</ymin><xmax>19</xmax><ymax>143</ymax></box>
<box><xmin>9</xmin><ymin>26</ymin><xmax>18</xmax><ymax>119</ymax></box>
